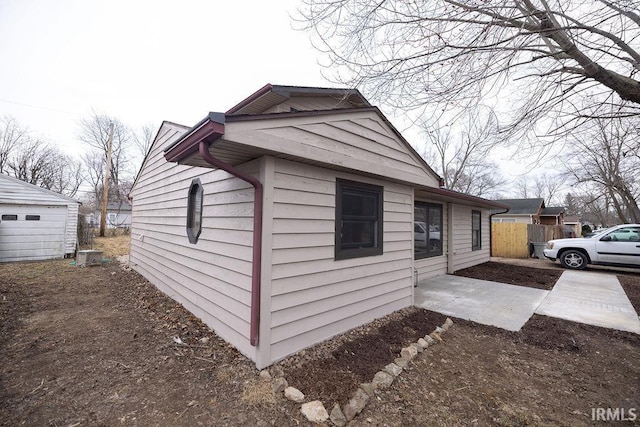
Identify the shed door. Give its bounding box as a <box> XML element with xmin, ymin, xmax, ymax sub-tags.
<box><xmin>0</xmin><ymin>205</ymin><xmax>67</xmax><ymax>262</ymax></box>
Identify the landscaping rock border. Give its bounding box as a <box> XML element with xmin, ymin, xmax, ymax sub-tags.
<box><xmin>261</xmin><ymin>317</ymin><xmax>455</xmax><ymax>425</ymax></box>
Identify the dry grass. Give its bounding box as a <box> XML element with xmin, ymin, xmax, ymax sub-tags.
<box><xmin>0</xmin><ymin>259</ymin><xmax>71</xmax><ymax>282</ymax></box>
<box><xmin>240</xmin><ymin>380</ymin><xmax>277</xmax><ymax>406</ymax></box>
<box><xmin>91</xmin><ymin>234</ymin><xmax>131</xmax><ymax>258</ymax></box>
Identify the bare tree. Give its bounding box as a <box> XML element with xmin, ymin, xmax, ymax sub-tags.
<box><xmin>574</xmin><ymin>191</ymin><xmax>620</xmax><ymax>227</ymax></box>
<box><xmin>78</xmin><ymin>112</ymin><xmax>133</xmax><ymax>195</ymax></box>
<box><xmin>563</xmin><ymin>193</ymin><xmax>579</xmax><ymax>216</ymax></box>
<box><xmin>513</xmin><ymin>176</ymin><xmax>531</xmax><ymax>199</ymax></box>
<box><xmin>8</xmin><ymin>138</ymin><xmax>83</xmax><ymax>198</ymax></box>
<box><xmin>8</xmin><ymin>138</ymin><xmax>52</xmax><ymax>185</ymax></box>
<box><xmin>48</xmin><ymin>156</ymin><xmax>83</xmax><ymax>198</ymax></box>
<box><xmin>0</xmin><ymin>115</ymin><xmax>30</xmax><ymax>174</ymax></box>
<box><xmin>81</xmin><ymin>150</ymin><xmax>105</xmax><ymax>205</ymax></box>
<box><xmin>129</xmin><ymin>122</ymin><xmax>157</xmax><ymax>179</ymax></box>
<box><xmin>513</xmin><ymin>172</ymin><xmax>565</xmax><ymax>205</ymax></box>
<box><xmin>532</xmin><ymin>173</ymin><xmax>565</xmax><ymax>206</ymax></box>
<box><xmin>563</xmin><ymin>191</ymin><xmax>615</xmax><ymax>226</ymax></box>
<box><xmin>563</xmin><ymin>116</ymin><xmax>640</xmax><ymax>223</ymax></box>
<box><xmin>81</xmin><ymin>151</ymin><xmax>123</xmax><ymax>208</ymax></box>
<box><xmin>422</xmin><ymin>107</ymin><xmax>506</xmax><ymax>197</ymax></box>
<box><xmin>132</xmin><ymin>123</ymin><xmax>155</xmax><ymax>160</ymax></box>
<box><xmin>299</xmin><ymin>0</ymin><xmax>640</xmax><ymax>139</ymax></box>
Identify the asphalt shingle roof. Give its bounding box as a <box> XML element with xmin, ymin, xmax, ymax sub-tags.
<box><xmin>493</xmin><ymin>198</ymin><xmax>544</xmax><ymax>215</ymax></box>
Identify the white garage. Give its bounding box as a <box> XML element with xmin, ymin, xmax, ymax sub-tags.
<box><xmin>0</xmin><ymin>174</ymin><xmax>80</xmax><ymax>262</ymax></box>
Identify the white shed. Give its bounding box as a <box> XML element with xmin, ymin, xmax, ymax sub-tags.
<box><xmin>0</xmin><ymin>174</ymin><xmax>80</xmax><ymax>262</ymax></box>
<box><xmin>130</xmin><ymin>84</ymin><xmax>508</xmax><ymax>368</ymax></box>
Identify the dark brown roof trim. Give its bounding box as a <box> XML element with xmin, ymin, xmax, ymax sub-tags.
<box><xmin>164</xmin><ymin>113</ymin><xmax>225</xmax><ymax>162</ymax></box>
<box><xmin>226</xmin><ymin>83</ymin><xmax>274</xmax><ymax>114</ymax></box>
<box><xmin>420</xmin><ymin>186</ymin><xmax>511</xmax><ymax>209</ymax></box>
<box><xmin>225</xmin><ymin>84</ymin><xmax>370</xmax><ymax>114</ymax></box>
<box><xmin>224</xmin><ymin>106</ymin><xmax>377</xmax><ymax>122</ymax></box>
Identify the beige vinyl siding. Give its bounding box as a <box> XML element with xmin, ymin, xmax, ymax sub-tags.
<box><xmin>451</xmin><ymin>206</ymin><xmax>491</xmax><ymax>272</ymax></box>
<box><xmin>129</xmin><ymin>122</ymin><xmax>257</xmax><ymax>361</ymax></box>
<box><xmin>268</xmin><ymin>158</ymin><xmax>413</xmax><ymax>362</ymax></box>
<box><xmin>413</xmin><ymin>198</ymin><xmax>449</xmax><ymax>280</ymax></box>
<box><xmin>222</xmin><ymin>110</ymin><xmax>439</xmax><ymax>188</ymax></box>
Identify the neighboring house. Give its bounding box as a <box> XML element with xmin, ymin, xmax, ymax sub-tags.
<box><xmin>0</xmin><ymin>173</ymin><xmax>80</xmax><ymax>262</ymax></box>
<box><xmin>491</xmin><ymin>198</ymin><xmax>545</xmax><ymax>223</ymax></box>
<box><xmin>540</xmin><ymin>206</ymin><xmax>565</xmax><ymax>225</ymax></box>
<box><xmin>91</xmin><ymin>201</ymin><xmax>132</xmax><ymax>229</ymax></box>
<box><xmin>129</xmin><ymin>84</ymin><xmax>509</xmax><ymax>368</ymax></box>
<box><xmin>492</xmin><ymin>198</ymin><xmax>566</xmax><ymax>226</ymax></box>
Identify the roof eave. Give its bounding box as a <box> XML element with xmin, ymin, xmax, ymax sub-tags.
<box><xmin>225</xmin><ymin>84</ymin><xmax>372</xmax><ymax>115</ymax></box>
<box><xmin>418</xmin><ymin>186</ymin><xmax>510</xmax><ymax>209</ymax></box>
<box><xmin>164</xmin><ymin>113</ymin><xmax>226</xmax><ymax>163</ymax></box>
<box><xmin>226</xmin><ymin>83</ymin><xmax>274</xmax><ymax>114</ymax></box>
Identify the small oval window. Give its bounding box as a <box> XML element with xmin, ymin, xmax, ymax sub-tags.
<box><xmin>186</xmin><ymin>178</ymin><xmax>203</xmax><ymax>244</ymax></box>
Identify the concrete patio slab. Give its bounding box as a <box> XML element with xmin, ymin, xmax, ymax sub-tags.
<box><xmin>414</xmin><ymin>275</ymin><xmax>549</xmax><ymax>331</ymax></box>
<box><xmin>536</xmin><ymin>270</ymin><xmax>640</xmax><ymax>334</ymax></box>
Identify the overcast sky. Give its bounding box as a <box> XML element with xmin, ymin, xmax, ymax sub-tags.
<box><xmin>0</xmin><ymin>0</ymin><xmax>328</xmax><ymax>155</ymax></box>
<box><xmin>1</xmin><ymin>0</ymin><xmax>552</xmax><ymax>201</ymax></box>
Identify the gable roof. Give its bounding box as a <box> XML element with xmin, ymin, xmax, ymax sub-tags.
<box><xmin>541</xmin><ymin>206</ymin><xmax>565</xmax><ymax>216</ymax></box>
<box><xmin>164</xmin><ymin>84</ymin><xmax>443</xmax><ymax>187</ymax></box>
<box><xmin>131</xmin><ymin>120</ymin><xmax>190</xmax><ymax>195</ymax></box>
<box><xmin>226</xmin><ymin>84</ymin><xmax>370</xmax><ymax>115</ymax></box>
<box><xmin>493</xmin><ymin>198</ymin><xmax>545</xmax><ymax>215</ymax></box>
<box><xmin>0</xmin><ymin>173</ymin><xmax>80</xmax><ymax>206</ymax></box>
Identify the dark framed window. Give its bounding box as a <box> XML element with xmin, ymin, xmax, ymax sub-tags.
<box><xmin>26</xmin><ymin>215</ymin><xmax>41</xmax><ymax>221</ymax></box>
<box><xmin>472</xmin><ymin>210</ymin><xmax>481</xmax><ymax>250</ymax></box>
<box><xmin>335</xmin><ymin>179</ymin><xmax>383</xmax><ymax>260</ymax></box>
<box><xmin>1</xmin><ymin>214</ymin><xmax>17</xmax><ymax>221</ymax></box>
<box><xmin>414</xmin><ymin>203</ymin><xmax>443</xmax><ymax>259</ymax></box>
<box><xmin>186</xmin><ymin>178</ymin><xmax>203</xmax><ymax>244</ymax></box>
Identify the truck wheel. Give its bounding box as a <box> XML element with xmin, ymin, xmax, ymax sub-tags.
<box><xmin>560</xmin><ymin>250</ymin><xmax>588</xmax><ymax>270</ymax></box>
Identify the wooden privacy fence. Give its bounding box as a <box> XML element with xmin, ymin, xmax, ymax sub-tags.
<box><xmin>491</xmin><ymin>223</ymin><xmax>567</xmax><ymax>258</ymax></box>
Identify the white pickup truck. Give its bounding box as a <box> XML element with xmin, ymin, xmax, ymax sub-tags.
<box><xmin>543</xmin><ymin>224</ymin><xmax>640</xmax><ymax>270</ymax></box>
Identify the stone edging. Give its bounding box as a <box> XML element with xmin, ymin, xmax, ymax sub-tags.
<box><xmin>259</xmin><ymin>317</ymin><xmax>454</xmax><ymax>425</ymax></box>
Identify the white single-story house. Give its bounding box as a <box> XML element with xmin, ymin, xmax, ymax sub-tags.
<box><xmin>0</xmin><ymin>173</ymin><xmax>80</xmax><ymax>262</ymax></box>
<box><xmin>129</xmin><ymin>84</ymin><xmax>509</xmax><ymax>368</ymax></box>
<box><xmin>90</xmin><ymin>201</ymin><xmax>132</xmax><ymax>229</ymax></box>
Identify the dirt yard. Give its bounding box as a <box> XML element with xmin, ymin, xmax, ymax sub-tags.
<box><xmin>1</xmin><ymin>236</ymin><xmax>639</xmax><ymax>426</ymax></box>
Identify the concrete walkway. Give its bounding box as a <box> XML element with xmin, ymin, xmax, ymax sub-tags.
<box><xmin>414</xmin><ymin>275</ymin><xmax>549</xmax><ymax>331</ymax></box>
<box><xmin>536</xmin><ymin>270</ymin><xmax>640</xmax><ymax>334</ymax></box>
<box><xmin>415</xmin><ymin>271</ymin><xmax>640</xmax><ymax>333</ymax></box>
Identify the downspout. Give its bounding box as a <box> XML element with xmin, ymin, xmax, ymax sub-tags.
<box><xmin>198</xmin><ymin>141</ymin><xmax>263</xmax><ymax>347</ymax></box>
